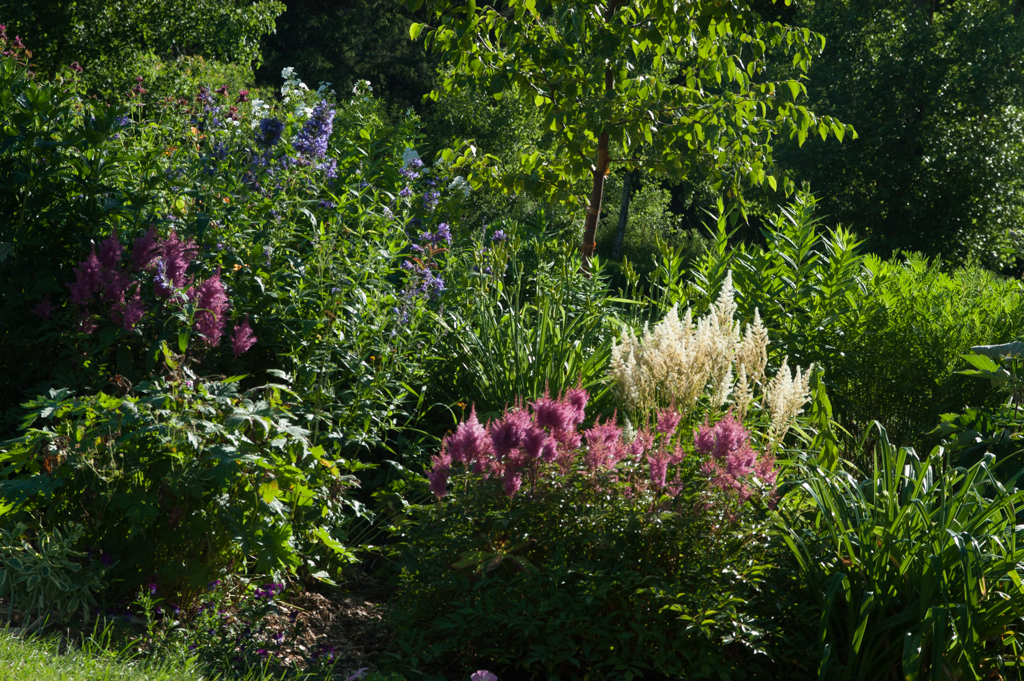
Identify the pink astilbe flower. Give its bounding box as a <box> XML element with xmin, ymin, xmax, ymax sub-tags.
<box><xmin>502</xmin><ymin>469</ymin><xmax>522</xmax><ymax>497</ymax></box>
<box><xmin>68</xmin><ymin>249</ymin><xmax>103</xmax><ymax>305</ymax></box>
<box><xmin>648</xmin><ymin>450</ymin><xmax>671</xmax><ymax>489</ymax></box>
<box><xmin>132</xmin><ymin>227</ymin><xmax>160</xmax><ymax>271</ymax></box>
<box><xmin>102</xmin><ymin>268</ymin><xmax>129</xmax><ymax>304</ymax></box>
<box><xmin>695</xmin><ymin>413</ymin><xmax>773</xmax><ymax>507</ymax></box>
<box><xmin>655</xmin><ymin>407</ymin><xmax>682</xmax><ymax>436</ymax></box>
<box><xmin>532</xmin><ymin>391</ymin><xmax>576</xmax><ymax>433</ymax></box>
<box><xmin>428</xmin><ymin>451</ymin><xmax>452</xmax><ymax>499</ymax></box>
<box><xmin>443</xmin><ymin>406</ymin><xmax>490</xmax><ymax>465</ymax></box>
<box><xmin>583</xmin><ymin>419</ymin><xmax>625</xmax><ymax>472</ymax></box>
<box><xmin>231</xmin><ymin>315</ymin><xmax>257</xmax><ymax>356</ymax></box>
<box><xmin>191</xmin><ymin>269</ymin><xmax>230</xmax><ymax>346</ymax></box>
<box><xmin>154</xmin><ymin>231</ymin><xmax>197</xmax><ymax>298</ymax></box>
<box><xmin>565</xmin><ymin>386</ymin><xmax>589</xmax><ymax>427</ymax></box>
<box><xmin>122</xmin><ymin>287</ymin><xmax>146</xmax><ymax>330</ymax></box>
<box><xmin>32</xmin><ymin>296</ymin><xmax>55</xmax><ymax>320</ymax></box>
<box><xmin>97</xmin><ymin>232</ymin><xmax>123</xmax><ymax>270</ymax></box>
<box><xmin>488</xmin><ymin>408</ymin><xmax>531</xmax><ymax>461</ymax></box>
<box><xmin>521</xmin><ymin>424</ymin><xmax>554</xmax><ymax>463</ymax></box>
<box><xmin>694</xmin><ymin>413</ymin><xmax>749</xmax><ymax>462</ymax></box>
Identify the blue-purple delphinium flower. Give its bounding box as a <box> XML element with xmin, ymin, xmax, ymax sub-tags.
<box><xmin>399</xmin><ymin>186</ymin><xmax>412</xmax><ymax>198</ymax></box>
<box><xmin>423</xmin><ymin>190</ymin><xmax>440</xmax><ymax>210</ymax></box>
<box><xmin>293</xmin><ymin>100</ymin><xmax>335</xmax><ymax>159</ymax></box>
<box><xmin>257</xmin><ymin>118</ymin><xmax>285</xmax><ymax>147</ymax></box>
<box><xmin>420</xmin><ymin>222</ymin><xmax>452</xmax><ymax>246</ymax></box>
<box><xmin>491</xmin><ymin>229</ymin><xmax>508</xmax><ymax>243</ymax></box>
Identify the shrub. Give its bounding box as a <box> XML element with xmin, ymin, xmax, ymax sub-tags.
<box><xmin>0</xmin><ymin>373</ymin><xmax>366</xmax><ymax>597</ymax></box>
<box><xmin>0</xmin><ymin>523</ymin><xmax>106</xmax><ymax>630</ymax></box>
<box><xmin>829</xmin><ymin>254</ymin><xmax>1024</xmax><ymax>450</ymax></box>
<box><xmin>390</xmin><ymin>376</ymin><xmax>818</xmax><ymax>679</ymax></box>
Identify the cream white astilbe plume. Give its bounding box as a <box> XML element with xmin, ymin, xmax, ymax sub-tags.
<box><xmin>608</xmin><ymin>270</ymin><xmax>811</xmax><ymax>441</ymax></box>
<box><xmin>735</xmin><ymin>308</ymin><xmax>769</xmax><ymax>385</ymax></box>
<box><xmin>732</xmin><ymin>365</ymin><xmax>753</xmax><ymax>420</ymax></box>
<box><xmin>765</xmin><ymin>357</ymin><xmax>812</xmax><ymax>448</ymax></box>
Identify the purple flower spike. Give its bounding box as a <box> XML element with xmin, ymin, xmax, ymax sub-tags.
<box><xmin>585</xmin><ymin>419</ymin><xmax>627</xmax><ymax>471</ymax></box>
<box><xmin>428</xmin><ymin>450</ymin><xmax>452</xmax><ymax>499</ymax></box>
<box><xmin>655</xmin><ymin>407</ymin><xmax>682</xmax><ymax>436</ymax></box>
<box><xmin>231</xmin><ymin>315</ymin><xmax>257</xmax><ymax>356</ymax></box>
<box><xmin>68</xmin><ymin>249</ymin><xmax>103</xmax><ymax>306</ymax></box>
<box><xmin>489</xmin><ymin>409</ymin><xmax>531</xmax><ymax>461</ymax></box>
<box><xmin>565</xmin><ymin>387</ymin><xmax>589</xmax><ymax>427</ymax></box>
<box><xmin>191</xmin><ymin>269</ymin><xmax>230</xmax><ymax>346</ymax></box>
<box><xmin>443</xmin><ymin>406</ymin><xmax>489</xmax><ymax>465</ymax></box>
<box><xmin>32</xmin><ymin>296</ymin><xmax>55</xmax><ymax>320</ymax></box>
<box><xmin>97</xmin><ymin>232</ymin><xmax>123</xmax><ymax>270</ymax></box>
<box><xmin>293</xmin><ymin>100</ymin><xmax>335</xmax><ymax>159</ymax></box>
<box><xmin>131</xmin><ymin>227</ymin><xmax>160</xmax><ymax>271</ymax></box>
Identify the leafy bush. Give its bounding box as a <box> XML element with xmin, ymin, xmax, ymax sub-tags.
<box><xmin>391</xmin><ymin>388</ymin><xmax>797</xmax><ymax>680</ymax></box>
<box><xmin>683</xmin><ymin>196</ymin><xmax>1024</xmax><ymax>451</ymax></box>
<box><xmin>780</xmin><ymin>429</ymin><xmax>1024</xmax><ymax>680</ymax></box>
<box><xmin>0</xmin><ymin>374</ymin><xmax>366</xmax><ymax>596</ymax></box>
<box><xmin>829</xmin><ymin>255</ymin><xmax>1024</xmax><ymax>450</ymax></box>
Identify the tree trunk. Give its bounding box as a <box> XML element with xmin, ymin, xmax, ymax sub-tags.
<box><xmin>611</xmin><ymin>169</ymin><xmax>632</xmax><ymax>260</ymax></box>
<box><xmin>581</xmin><ymin>131</ymin><xmax>610</xmax><ymax>267</ymax></box>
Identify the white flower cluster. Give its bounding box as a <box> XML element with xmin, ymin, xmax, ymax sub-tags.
<box><xmin>608</xmin><ymin>272</ymin><xmax>811</xmax><ymax>443</ymax></box>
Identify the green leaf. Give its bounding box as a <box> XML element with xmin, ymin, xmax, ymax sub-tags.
<box><xmin>409</xmin><ymin>22</ymin><xmax>424</xmax><ymax>40</ymax></box>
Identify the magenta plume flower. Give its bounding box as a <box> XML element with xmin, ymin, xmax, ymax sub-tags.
<box><xmin>443</xmin><ymin>405</ymin><xmax>489</xmax><ymax>465</ymax></box>
<box><xmin>583</xmin><ymin>419</ymin><xmax>625</xmax><ymax>472</ymax></box>
<box><xmin>32</xmin><ymin>296</ymin><xmax>55</xmax><ymax>320</ymax></box>
<box><xmin>655</xmin><ymin>407</ymin><xmax>682</xmax><ymax>436</ymax></box>
<box><xmin>471</xmin><ymin>671</ymin><xmax>498</xmax><ymax>681</ymax></box>
<box><xmin>97</xmin><ymin>232</ymin><xmax>123</xmax><ymax>270</ymax></box>
<box><xmin>154</xmin><ymin>231</ymin><xmax>197</xmax><ymax>298</ymax></box>
<box><xmin>488</xmin><ymin>409</ymin><xmax>531</xmax><ymax>461</ymax></box>
<box><xmin>191</xmin><ymin>269</ymin><xmax>230</xmax><ymax>346</ymax></box>
<box><xmin>531</xmin><ymin>391</ymin><xmax>575</xmax><ymax>433</ymax></box>
<box><xmin>231</xmin><ymin>315</ymin><xmax>257</xmax><ymax>356</ymax></box>
<box><xmin>122</xmin><ymin>287</ymin><xmax>146</xmax><ymax>330</ymax></box>
<box><xmin>68</xmin><ymin>248</ymin><xmax>103</xmax><ymax>305</ymax></box>
<box><xmin>132</xmin><ymin>227</ymin><xmax>160</xmax><ymax>271</ymax></box>
<box><xmin>565</xmin><ymin>386</ymin><xmax>589</xmax><ymax>427</ymax></box>
<box><xmin>428</xmin><ymin>451</ymin><xmax>452</xmax><ymax>499</ymax></box>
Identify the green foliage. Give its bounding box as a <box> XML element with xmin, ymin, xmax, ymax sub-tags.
<box><xmin>595</xmin><ymin>170</ymin><xmax>711</xmax><ymax>287</ymax></box>
<box><xmin>687</xmin><ymin>194</ymin><xmax>866</xmax><ymax>372</ymax></box>
<box><xmin>0</xmin><ymin>375</ymin><xmax>367</xmax><ymax>595</ymax></box>
<box><xmin>683</xmin><ymin>197</ymin><xmax>1024</xmax><ymax>451</ymax></box>
<box><xmin>0</xmin><ymin>0</ymin><xmax>285</xmax><ymax>90</ymax></box>
<box><xmin>411</xmin><ymin>0</ymin><xmax>850</xmax><ymax>202</ymax></box>
<box><xmin>779</xmin><ymin>0</ymin><xmax>1024</xmax><ymax>269</ymax></box>
<box><xmin>937</xmin><ymin>341</ymin><xmax>1024</xmax><ymax>482</ymax></box>
<box><xmin>0</xmin><ymin>523</ymin><xmax>106</xmax><ymax>630</ymax></box>
<box><xmin>434</xmin><ymin>229</ymin><xmax>619</xmax><ymax>416</ymax></box>
<box><xmin>780</xmin><ymin>428</ymin><xmax>1024</xmax><ymax>680</ymax></box>
<box><xmin>257</xmin><ymin>0</ymin><xmax>435</xmax><ymax>108</ymax></box>
<box><xmin>391</xmin><ymin>405</ymin><xmax>801</xmax><ymax>680</ymax></box>
<box><xmin>827</xmin><ymin>255</ymin><xmax>1024</xmax><ymax>451</ymax></box>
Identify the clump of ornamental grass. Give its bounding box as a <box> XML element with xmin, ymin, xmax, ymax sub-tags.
<box><xmin>609</xmin><ymin>271</ymin><xmax>810</xmax><ymax>448</ymax></box>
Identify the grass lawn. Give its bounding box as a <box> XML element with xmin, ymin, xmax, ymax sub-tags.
<box><xmin>0</xmin><ymin>630</ymin><xmax>209</xmax><ymax>681</ymax></box>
